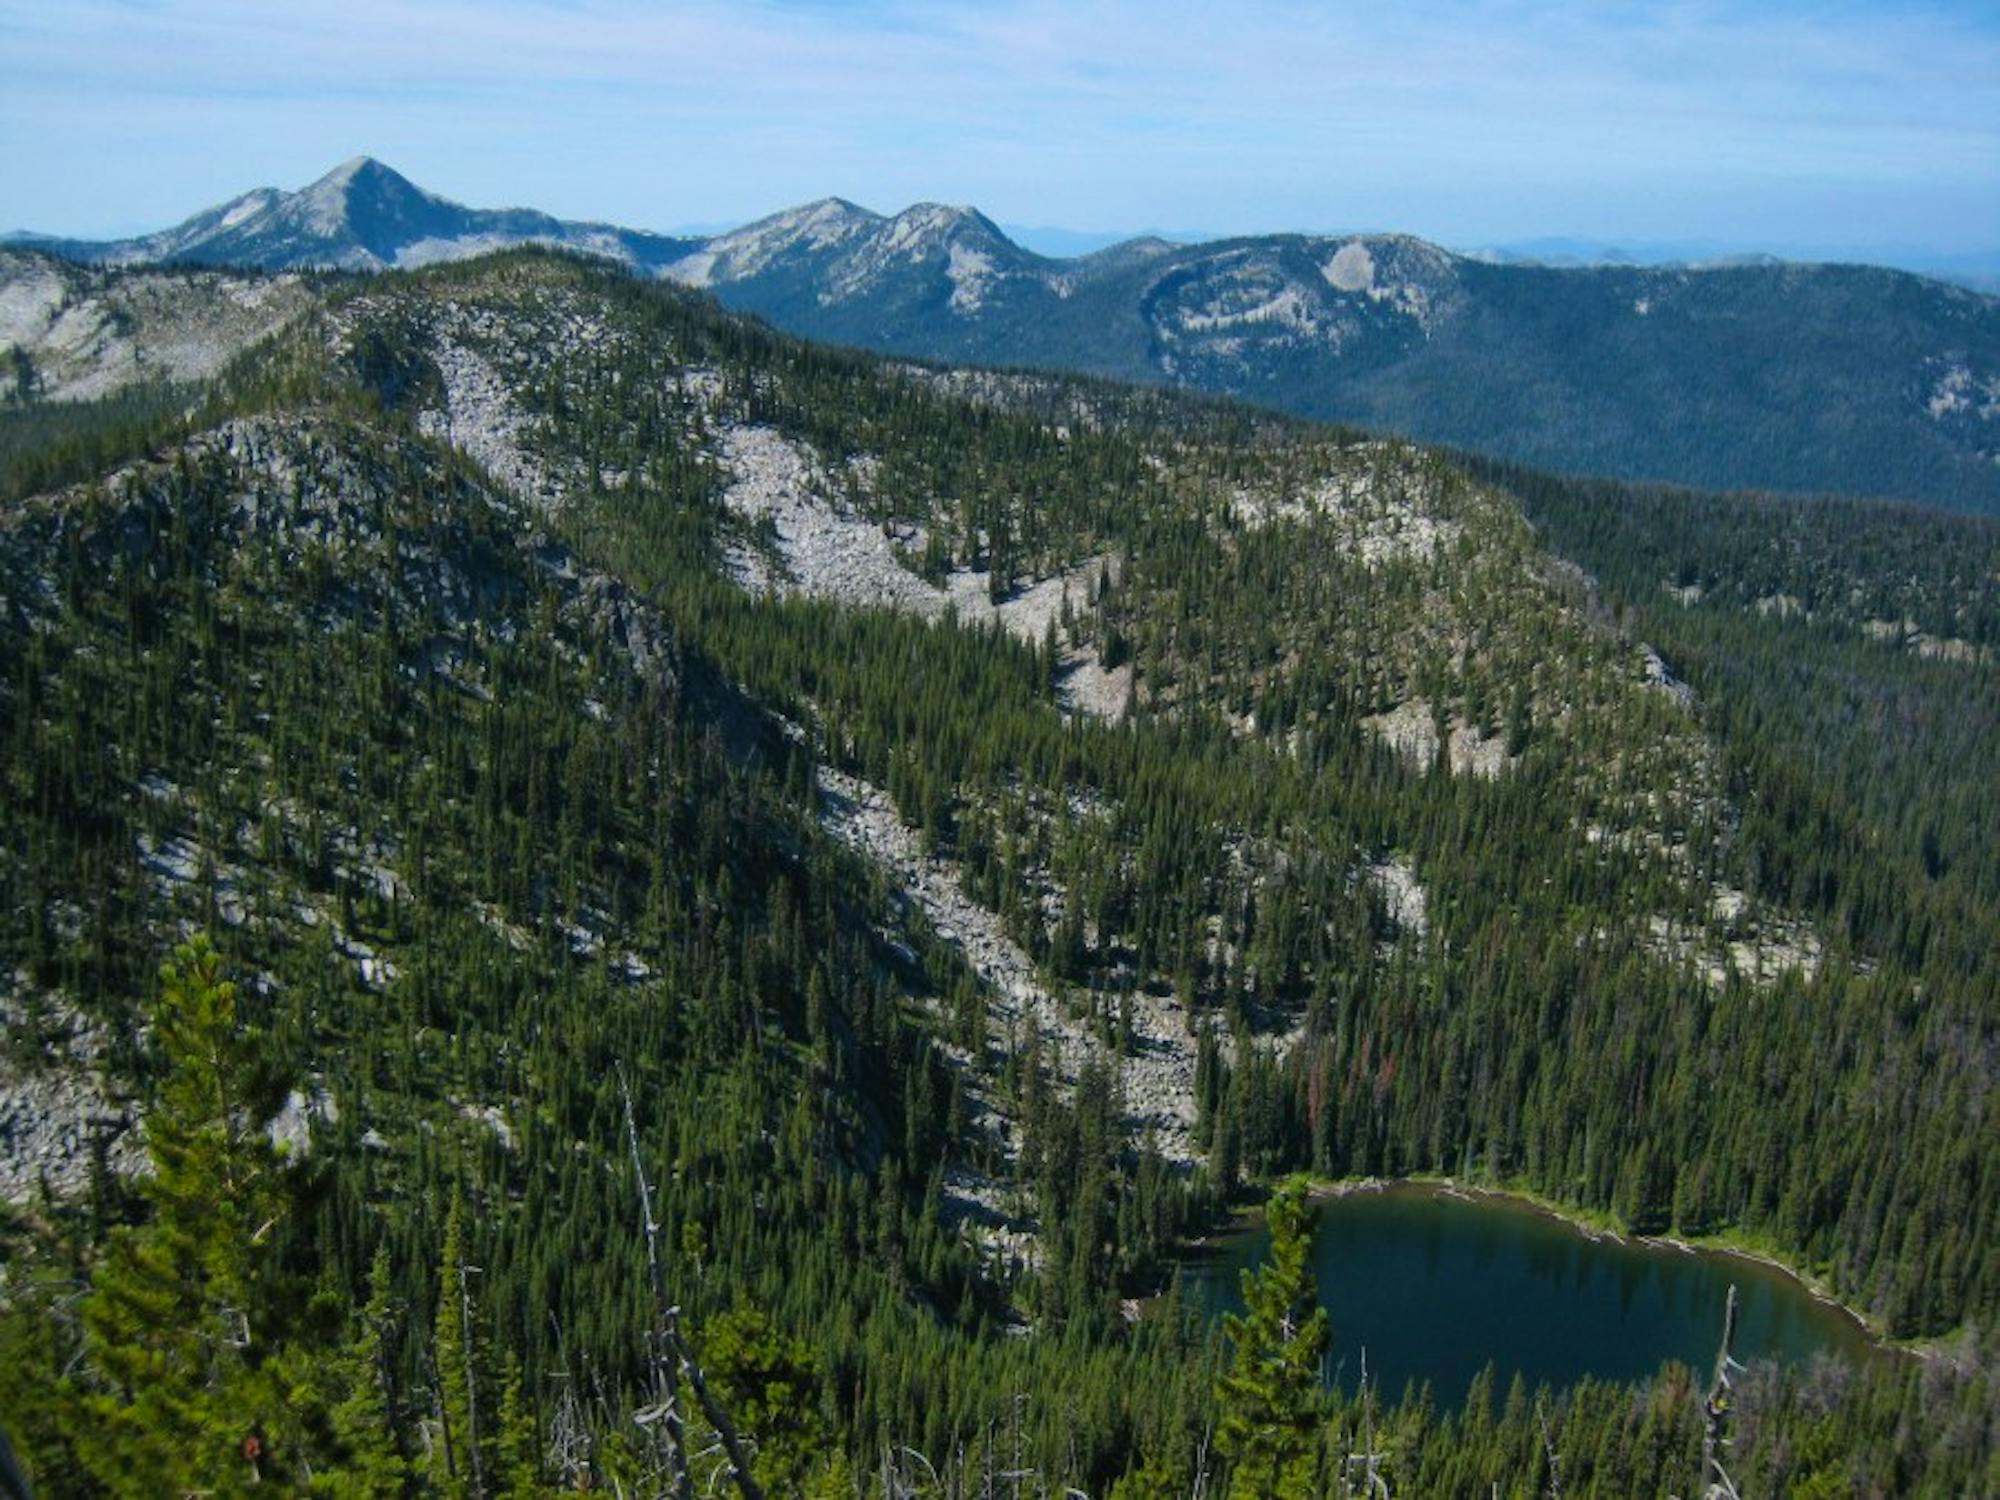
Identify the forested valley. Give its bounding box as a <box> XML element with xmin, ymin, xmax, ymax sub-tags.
<box><xmin>0</xmin><ymin>249</ymin><xmax>1994</xmax><ymax>1496</ymax></box>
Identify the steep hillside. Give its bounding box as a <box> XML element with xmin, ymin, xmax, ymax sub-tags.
<box><xmin>695</xmin><ymin>228</ymin><xmax>2000</xmax><ymax>515</ymax></box>
<box><xmin>1</xmin><ymin>250</ymin><xmax>1995</xmax><ymax>1493</ymax></box>
<box><xmin>0</xmin><ymin>249</ymin><xmax>315</xmax><ymax>401</ymax></box>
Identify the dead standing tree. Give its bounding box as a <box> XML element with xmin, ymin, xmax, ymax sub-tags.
<box><xmin>1537</xmin><ymin>1393</ymin><xmax>1564</xmax><ymax>1500</ymax></box>
<box><xmin>619</xmin><ymin>1068</ymin><xmax>767</xmax><ymax>1500</ymax></box>
<box><xmin>1343</xmin><ymin>1350</ymin><xmax>1389</xmax><ymax>1499</ymax></box>
<box><xmin>1701</xmin><ymin>1285</ymin><xmax>1745</xmax><ymax>1500</ymax></box>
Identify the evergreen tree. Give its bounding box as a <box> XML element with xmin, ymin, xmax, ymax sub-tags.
<box><xmin>1106</xmin><ymin>1454</ymin><xmax>1187</xmax><ymax>1499</ymax></box>
<box><xmin>432</xmin><ymin>1187</ymin><xmax>488</xmax><ymax>1499</ymax></box>
<box><xmin>76</xmin><ymin>936</ymin><xmax>321</xmax><ymax>1496</ymax></box>
<box><xmin>494</xmin><ymin>1354</ymin><xmax>541</xmax><ymax>1500</ymax></box>
<box><xmin>1215</xmin><ymin>1179</ymin><xmax>1329</xmax><ymax>1498</ymax></box>
<box><xmin>321</xmin><ymin>1245</ymin><xmax>412</xmax><ymax>1497</ymax></box>
<box><xmin>702</xmin><ymin>1305</ymin><xmax>828</xmax><ymax>1495</ymax></box>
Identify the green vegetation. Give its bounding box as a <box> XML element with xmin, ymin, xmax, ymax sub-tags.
<box><xmin>0</xmin><ymin>248</ymin><xmax>1994</xmax><ymax>1493</ymax></box>
<box><xmin>0</xmin><ymin>379</ymin><xmax>203</xmax><ymax>503</ymax></box>
<box><xmin>705</xmin><ymin>236</ymin><xmax>2000</xmax><ymax>516</ymax></box>
<box><xmin>71</xmin><ymin>937</ymin><xmax>317</xmax><ymax>1495</ymax></box>
<box><xmin>1215</xmin><ymin>1180</ymin><xmax>1329</xmax><ymax>1496</ymax></box>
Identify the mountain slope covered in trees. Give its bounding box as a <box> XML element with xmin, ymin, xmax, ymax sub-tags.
<box><xmin>0</xmin><ymin>249</ymin><xmax>1994</xmax><ymax>1494</ymax></box>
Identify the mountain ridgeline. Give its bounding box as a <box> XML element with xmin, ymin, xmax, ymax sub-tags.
<box><xmin>16</xmin><ymin>156</ymin><xmax>2000</xmax><ymax>515</ymax></box>
<box><xmin>12</xmin><ymin>156</ymin><xmax>703</xmax><ymax>277</ymax></box>
<box><xmin>0</xmin><ymin>248</ymin><xmax>1994</xmax><ymax>1494</ymax></box>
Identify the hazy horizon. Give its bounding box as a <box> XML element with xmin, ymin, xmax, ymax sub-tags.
<box><xmin>9</xmin><ymin>153</ymin><xmax>1996</xmax><ymax>286</ymax></box>
<box><xmin>4</xmin><ymin>1</ymin><xmax>1996</xmax><ymax>264</ymax></box>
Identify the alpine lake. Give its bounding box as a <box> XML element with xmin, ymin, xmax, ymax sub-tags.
<box><xmin>1182</xmin><ymin>1183</ymin><xmax>1877</xmax><ymax>1407</ymax></box>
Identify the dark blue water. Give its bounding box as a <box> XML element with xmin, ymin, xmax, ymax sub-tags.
<box><xmin>1183</xmin><ymin>1186</ymin><xmax>1871</xmax><ymax>1407</ymax></box>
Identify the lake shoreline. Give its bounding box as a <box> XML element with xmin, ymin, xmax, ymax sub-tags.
<box><xmin>1300</xmin><ymin>1175</ymin><xmax>1890</xmax><ymax>1348</ymax></box>
<box><xmin>1177</xmin><ymin>1173</ymin><xmax>1890</xmax><ymax>1405</ymax></box>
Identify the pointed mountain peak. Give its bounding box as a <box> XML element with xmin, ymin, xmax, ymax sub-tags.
<box><xmin>296</xmin><ymin>158</ymin><xmax>451</xmax><ymax>221</ymax></box>
<box><xmin>308</xmin><ymin>156</ymin><xmax>386</xmax><ymax>191</ymax></box>
<box><xmin>280</xmin><ymin>158</ymin><xmax>461</xmax><ymax>261</ymax></box>
<box><xmin>304</xmin><ymin>156</ymin><xmax>432</xmax><ymax>205</ymax></box>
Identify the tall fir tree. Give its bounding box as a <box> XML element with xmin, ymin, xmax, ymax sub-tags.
<box><xmin>76</xmin><ymin>936</ymin><xmax>322</xmax><ymax>1496</ymax></box>
<box><xmin>432</xmin><ymin>1186</ymin><xmax>489</xmax><ymax>1500</ymax></box>
<box><xmin>320</xmin><ymin>1244</ymin><xmax>411</xmax><ymax>1497</ymax></box>
<box><xmin>1215</xmin><ymin>1179</ymin><xmax>1330</xmax><ymax>1499</ymax></box>
<box><xmin>494</xmin><ymin>1354</ymin><xmax>541</xmax><ymax>1500</ymax></box>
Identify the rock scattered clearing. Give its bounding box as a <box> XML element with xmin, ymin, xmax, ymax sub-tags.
<box><xmin>718</xmin><ymin>425</ymin><xmax>1131</xmax><ymax>718</ymax></box>
<box><xmin>816</xmin><ymin>767</ymin><xmax>1200</xmax><ymax>1164</ymax></box>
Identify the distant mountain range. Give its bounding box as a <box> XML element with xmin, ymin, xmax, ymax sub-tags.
<box><xmin>5</xmin><ymin>156</ymin><xmax>703</xmax><ymax>275</ymax></box>
<box><xmin>12</xmin><ymin>157</ymin><xmax>2000</xmax><ymax>513</ymax></box>
<box><xmin>1461</xmin><ymin>237</ymin><xmax>2000</xmax><ymax>287</ymax></box>
<box><xmin>1004</xmin><ymin>228</ymin><xmax>2000</xmax><ymax>290</ymax></box>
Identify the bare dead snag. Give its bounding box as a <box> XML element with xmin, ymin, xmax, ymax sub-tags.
<box><xmin>1701</xmin><ymin>1285</ymin><xmax>1744</xmax><ymax>1500</ymax></box>
<box><xmin>619</xmin><ymin>1067</ymin><xmax>766</xmax><ymax>1500</ymax></box>
<box><xmin>459</xmin><ymin>1252</ymin><xmax>487</xmax><ymax>1500</ymax></box>
<box><xmin>620</xmin><ymin>1067</ymin><xmax>696</xmax><ymax>1500</ymax></box>
<box><xmin>1344</xmin><ymin>1349</ymin><xmax>1389</xmax><ymax>1499</ymax></box>
<box><xmin>1538</xmin><ymin>1394</ymin><xmax>1563</xmax><ymax>1500</ymax></box>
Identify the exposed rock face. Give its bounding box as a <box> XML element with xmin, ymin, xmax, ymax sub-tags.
<box><xmin>1365</xmin><ymin>858</ymin><xmax>1430</xmax><ymax>939</ymax></box>
<box><xmin>0</xmin><ymin>986</ymin><xmax>138</xmax><ymax>1203</ymax></box>
<box><xmin>1363</xmin><ymin>698</ymin><xmax>1513</xmax><ymax>780</ymax></box>
<box><xmin>715</xmin><ymin>424</ymin><xmax>1131</xmax><ymax>720</ymax></box>
<box><xmin>720</xmin><ymin>425</ymin><xmax>947</xmax><ymax>615</ymax></box>
<box><xmin>1641</xmin><ymin>645</ymin><xmax>1696</xmax><ymax>711</ymax></box>
<box><xmin>0</xmin><ymin>251</ymin><xmax>311</xmax><ymax>401</ymax></box>
<box><xmin>418</xmin><ymin>334</ymin><xmax>563</xmax><ymax>511</ymax></box>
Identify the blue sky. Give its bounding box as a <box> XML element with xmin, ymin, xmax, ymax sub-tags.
<box><xmin>2</xmin><ymin>0</ymin><xmax>1996</xmax><ymax>257</ymax></box>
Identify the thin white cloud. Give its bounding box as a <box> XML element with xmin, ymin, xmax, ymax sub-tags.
<box><xmin>2</xmin><ymin>0</ymin><xmax>1994</xmax><ymax>248</ymax></box>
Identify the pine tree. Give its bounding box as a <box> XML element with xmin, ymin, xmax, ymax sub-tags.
<box><xmin>320</xmin><ymin>1245</ymin><xmax>410</xmax><ymax>1497</ymax></box>
<box><xmin>494</xmin><ymin>1354</ymin><xmax>541</xmax><ymax>1500</ymax></box>
<box><xmin>701</xmin><ymin>1305</ymin><xmax>828</xmax><ymax>1494</ymax></box>
<box><xmin>1106</xmin><ymin>1453</ymin><xmax>1186</xmax><ymax>1499</ymax></box>
<box><xmin>432</xmin><ymin>1187</ymin><xmax>489</xmax><ymax>1499</ymax></box>
<box><xmin>1215</xmin><ymin>1179</ymin><xmax>1329</xmax><ymax>1498</ymax></box>
<box><xmin>76</xmin><ymin>935</ymin><xmax>320</xmax><ymax>1496</ymax></box>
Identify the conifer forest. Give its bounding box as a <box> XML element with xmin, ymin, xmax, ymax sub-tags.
<box><xmin>0</xmin><ymin>247</ymin><xmax>1994</xmax><ymax>1498</ymax></box>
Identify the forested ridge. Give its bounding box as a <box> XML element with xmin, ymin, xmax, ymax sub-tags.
<box><xmin>0</xmin><ymin>249</ymin><xmax>1994</xmax><ymax>1495</ymax></box>
<box><xmin>24</xmin><ymin>145</ymin><xmax>2000</xmax><ymax>517</ymax></box>
<box><xmin>693</xmin><ymin>229</ymin><xmax>2000</xmax><ymax>518</ymax></box>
